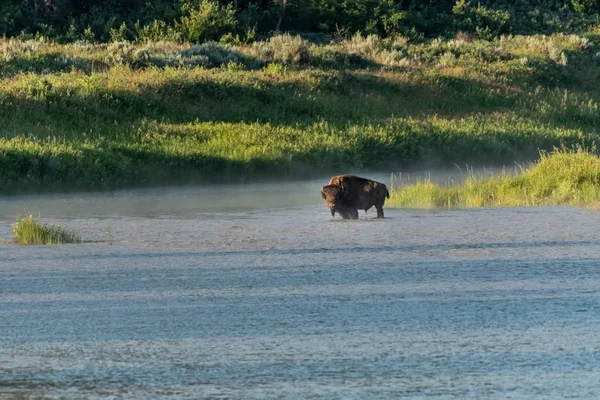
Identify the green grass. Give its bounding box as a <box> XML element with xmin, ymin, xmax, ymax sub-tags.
<box><xmin>12</xmin><ymin>215</ymin><xmax>81</xmax><ymax>244</ymax></box>
<box><xmin>1</xmin><ymin>33</ymin><xmax>600</xmax><ymax>194</ymax></box>
<box><xmin>388</xmin><ymin>149</ymin><xmax>600</xmax><ymax>208</ymax></box>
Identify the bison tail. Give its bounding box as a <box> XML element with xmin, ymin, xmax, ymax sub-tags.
<box><xmin>385</xmin><ymin>186</ymin><xmax>390</xmax><ymax>199</ymax></box>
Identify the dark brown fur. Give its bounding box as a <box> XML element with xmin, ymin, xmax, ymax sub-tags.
<box><xmin>321</xmin><ymin>175</ymin><xmax>390</xmax><ymax>219</ymax></box>
<box><xmin>321</xmin><ymin>184</ymin><xmax>359</xmax><ymax>219</ymax></box>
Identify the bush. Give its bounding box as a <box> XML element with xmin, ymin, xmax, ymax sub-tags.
<box><xmin>174</xmin><ymin>0</ymin><xmax>237</xmax><ymax>43</ymax></box>
<box><xmin>180</xmin><ymin>42</ymin><xmax>246</xmax><ymax>67</ymax></box>
<box><xmin>453</xmin><ymin>1</ymin><xmax>511</xmax><ymax>39</ymax></box>
<box><xmin>2</xmin><ymin>0</ymin><xmax>600</xmax><ymax>43</ymax></box>
<box><xmin>105</xmin><ymin>41</ymin><xmax>137</xmax><ymax>65</ymax></box>
<box><xmin>264</xmin><ymin>62</ymin><xmax>287</xmax><ymax>74</ymax></box>
<box><xmin>135</xmin><ymin>20</ymin><xmax>176</xmax><ymax>43</ymax></box>
<box><xmin>340</xmin><ymin>33</ymin><xmax>385</xmax><ymax>58</ymax></box>
<box><xmin>110</xmin><ymin>22</ymin><xmax>129</xmax><ymax>42</ymax></box>
<box><xmin>103</xmin><ymin>41</ymin><xmax>246</xmax><ymax>69</ymax></box>
<box><xmin>250</xmin><ymin>34</ymin><xmax>310</xmax><ymax>64</ymax></box>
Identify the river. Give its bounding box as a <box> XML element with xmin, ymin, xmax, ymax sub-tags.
<box><xmin>2</xmin><ymin>177</ymin><xmax>600</xmax><ymax>399</ymax></box>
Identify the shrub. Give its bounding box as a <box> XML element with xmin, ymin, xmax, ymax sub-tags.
<box><xmin>222</xmin><ymin>61</ymin><xmax>245</xmax><ymax>72</ymax></box>
<box><xmin>82</xmin><ymin>26</ymin><xmax>96</xmax><ymax>43</ymax></box>
<box><xmin>340</xmin><ymin>33</ymin><xmax>385</xmax><ymax>58</ymax></box>
<box><xmin>0</xmin><ymin>38</ymin><xmax>44</xmax><ymax>61</ymax></box>
<box><xmin>264</xmin><ymin>62</ymin><xmax>287</xmax><ymax>74</ymax></box>
<box><xmin>453</xmin><ymin>0</ymin><xmax>510</xmax><ymax>39</ymax></box>
<box><xmin>308</xmin><ymin>45</ymin><xmax>352</xmax><ymax>67</ymax></box>
<box><xmin>437</xmin><ymin>51</ymin><xmax>458</xmax><ymax>67</ymax></box>
<box><xmin>103</xmin><ymin>41</ymin><xmax>246</xmax><ymax>69</ymax></box>
<box><xmin>270</xmin><ymin>34</ymin><xmax>310</xmax><ymax>64</ymax></box>
<box><xmin>105</xmin><ymin>41</ymin><xmax>137</xmax><ymax>65</ymax></box>
<box><xmin>333</xmin><ymin>33</ymin><xmax>411</xmax><ymax>66</ymax></box>
<box><xmin>174</xmin><ymin>0</ymin><xmax>237</xmax><ymax>43</ymax></box>
<box><xmin>250</xmin><ymin>34</ymin><xmax>310</xmax><ymax>64</ymax></box>
<box><xmin>180</xmin><ymin>42</ymin><xmax>246</xmax><ymax>67</ymax></box>
<box><xmin>109</xmin><ymin>22</ymin><xmax>129</xmax><ymax>42</ymax></box>
<box><xmin>135</xmin><ymin>20</ymin><xmax>176</xmax><ymax>43</ymax></box>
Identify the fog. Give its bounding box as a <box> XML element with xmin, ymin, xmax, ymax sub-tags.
<box><xmin>0</xmin><ymin>167</ymin><xmax>518</xmax><ymax>219</ymax></box>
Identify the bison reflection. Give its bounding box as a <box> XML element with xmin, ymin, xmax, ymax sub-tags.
<box><xmin>321</xmin><ymin>175</ymin><xmax>390</xmax><ymax>219</ymax></box>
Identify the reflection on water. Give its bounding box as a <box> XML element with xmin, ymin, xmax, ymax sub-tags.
<box><xmin>0</xmin><ymin>179</ymin><xmax>326</xmax><ymax>218</ymax></box>
<box><xmin>1</xmin><ymin>172</ymin><xmax>600</xmax><ymax>399</ymax></box>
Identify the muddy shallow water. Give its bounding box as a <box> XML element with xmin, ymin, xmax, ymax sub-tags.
<box><xmin>2</xmin><ymin>177</ymin><xmax>600</xmax><ymax>399</ymax></box>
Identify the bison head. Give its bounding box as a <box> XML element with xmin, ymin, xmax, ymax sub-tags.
<box><xmin>321</xmin><ymin>184</ymin><xmax>348</xmax><ymax>216</ymax></box>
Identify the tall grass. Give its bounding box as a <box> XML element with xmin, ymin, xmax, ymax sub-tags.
<box><xmin>388</xmin><ymin>149</ymin><xmax>600</xmax><ymax>208</ymax></box>
<box><xmin>1</xmin><ymin>33</ymin><xmax>591</xmax><ymax>73</ymax></box>
<box><xmin>12</xmin><ymin>215</ymin><xmax>81</xmax><ymax>244</ymax></box>
<box><xmin>1</xmin><ymin>33</ymin><xmax>600</xmax><ymax>193</ymax></box>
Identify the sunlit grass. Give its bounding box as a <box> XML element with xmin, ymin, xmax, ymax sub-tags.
<box><xmin>12</xmin><ymin>215</ymin><xmax>81</xmax><ymax>245</ymax></box>
<box><xmin>1</xmin><ymin>33</ymin><xmax>599</xmax><ymax>193</ymax></box>
<box><xmin>389</xmin><ymin>149</ymin><xmax>600</xmax><ymax>208</ymax></box>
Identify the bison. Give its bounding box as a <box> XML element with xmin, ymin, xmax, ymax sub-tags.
<box><xmin>321</xmin><ymin>175</ymin><xmax>390</xmax><ymax>219</ymax></box>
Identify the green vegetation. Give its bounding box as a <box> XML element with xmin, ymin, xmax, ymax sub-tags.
<box><xmin>389</xmin><ymin>149</ymin><xmax>600</xmax><ymax>208</ymax></box>
<box><xmin>0</xmin><ymin>2</ymin><xmax>599</xmax><ymax>198</ymax></box>
<box><xmin>1</xmin><ymin>0</ymin><xmax>599</xmax><ymax>43</ymax></box>
<box><xmin>12</xmin><ymin>215</ymin><xmax>81</xmax><ymax>244</ymax></box>
<box><xmin>1</xmin><ymin>32</ymin><xmax>600</xmax><ymax>194</ymax></box>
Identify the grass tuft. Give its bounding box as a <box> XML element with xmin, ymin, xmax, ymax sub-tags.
<box><xmin>12</xmin><ymin>215</ymin><xmax>81</xmax><ymax>245</ymax></box>
<box><xmin>389</xmin><ymin>149</ymin><xmax>600</xmax><ymax>208</ymax></box>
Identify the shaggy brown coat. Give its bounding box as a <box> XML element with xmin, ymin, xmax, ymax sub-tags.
<box><xmin>321</xmin><ymin>175</ymin><xmax>390</xmax><ymax>219</ymax></box>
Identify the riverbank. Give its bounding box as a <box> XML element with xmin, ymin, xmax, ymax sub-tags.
<box><xmin>388</xmin><ymin>149</ymin><xmax>600</xmax><ymax>208</ymax></box>
<box><xmin>1</xmin><ymin>33</ymin><xmax>599</xmax><ymax>194</ymax></box>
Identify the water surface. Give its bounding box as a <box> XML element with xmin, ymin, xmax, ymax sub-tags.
<box><xmin>2</xmin><ymin>178</ymin><xmax>600</xmax><ymax>399</ymax></box>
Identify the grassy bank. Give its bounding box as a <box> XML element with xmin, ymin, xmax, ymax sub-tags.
<box><xmin>1</xmin><ymin>33</ymin><xmax>600</xmax><ymax>193</ymax></box>
<box><xmin>388</xmin><ymin>149</ymin><xmax>600</xmax><ymax>208</ymax></box>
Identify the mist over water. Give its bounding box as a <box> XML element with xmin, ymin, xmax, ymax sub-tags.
<box><xmin>0</xmin><ymin>167</ymin><xmax>512</xmax><ymax>219</ymax></box>
<box><xmin>2</xmin><ymin>171</ymin><xmax>600</xmax><ymax>399</ymax></box>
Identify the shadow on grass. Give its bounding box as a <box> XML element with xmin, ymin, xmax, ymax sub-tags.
<box><xmin>0</xmin><ymin>71</ymin><xmax>526</xmax><ymax>133</ymax></box>
<box><xmin>0</xmin><ymin>119</ymin><xmax>580</xmax><ymax>194</ymax></box>
<box><xmin>0</xmin><ymin>146</ymin><xmax>265</xmax><ymax>194</ymax></box>
<box><xmin>0</xmin><ymin>47</ymin><xmax>383</xmax><ymax>77</ymax></box>
<box><xmin>0</xmin><ymin>64</ymin><xmax>596</xmax><ymax>193</ymax></box>
<box><xmin>0</xmin><ymin>143</ymin><xmax>351</xmax><ymax>194</ymax></box>
<box><xmin>0</xmin><ymin>53</ymin><xmax>100</xmax><ymax>78</ymax></box>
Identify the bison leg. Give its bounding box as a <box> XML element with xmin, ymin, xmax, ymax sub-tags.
<box><xmin>376</xmin><ymin>206</ymin><xmax>384</xmax><ymax>218</ymax></box>
<box><xmin>338</xmin><ymin>209</ymin><xmax>351</xmax><ymax>219</ymax></box>
<box><xmin>349</xmin><ymin>208</ymin><xmax>359</xmax><ymax>219</ymax></box>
